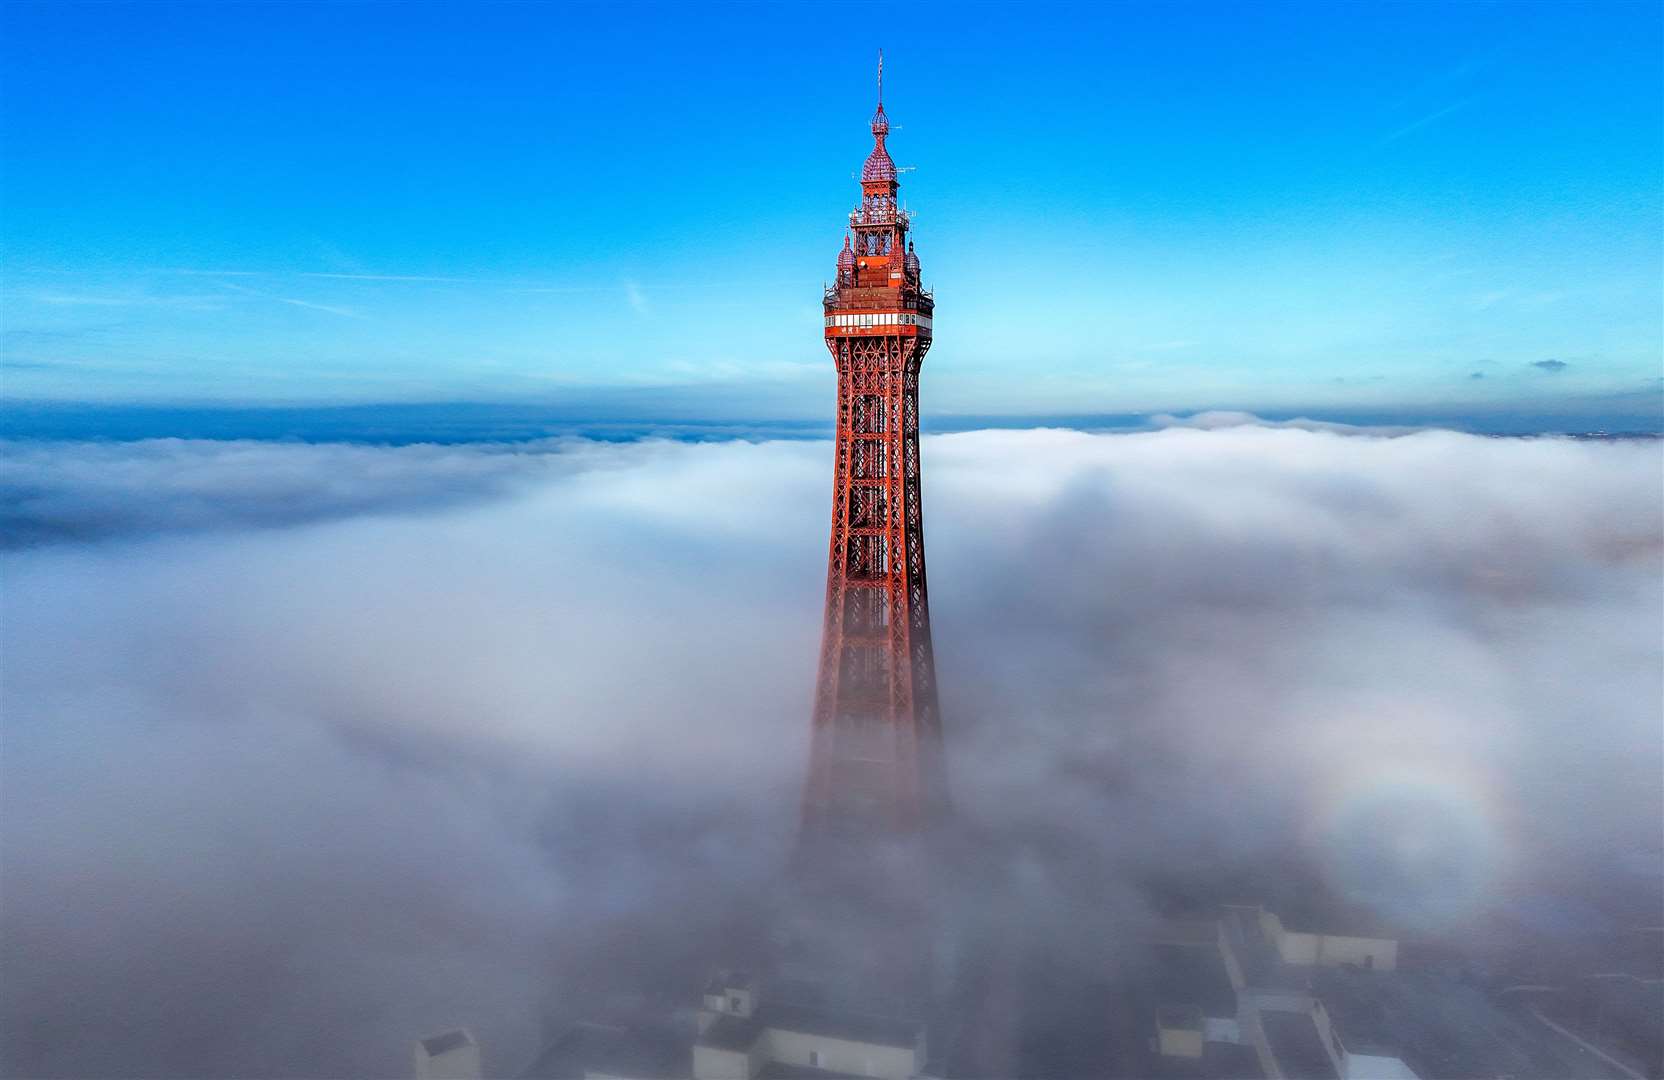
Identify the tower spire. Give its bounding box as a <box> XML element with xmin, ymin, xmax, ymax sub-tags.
<box><xmin>877</xmin><ymin>47</ymin><xmax>883</xmax><ymax>107</ymax></box>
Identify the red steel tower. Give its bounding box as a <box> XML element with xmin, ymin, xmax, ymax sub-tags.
<box><xmin>801</xmin><ymin>67</ymin><xmax>945</xmax><ymax>840</ymax></box>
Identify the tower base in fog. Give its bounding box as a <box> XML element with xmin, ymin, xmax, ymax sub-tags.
<box><xmin>778</xmin><ymin>827</ymin><xmax>941</xmax><ymax>1012</ymax></box>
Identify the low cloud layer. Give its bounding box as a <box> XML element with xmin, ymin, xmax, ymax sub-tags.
<box><xmin>2</xmin><ymin>425</ymin><xmax>1660</xmax><ymax>1077</ymax></box>
<box><xmin>1147</xmin><ymin>410</ymin><xmax>1424</xmax><ymax>435</ymax></box>
<box><xmin>0</xmin><ymin>437</ymin><xmax>599</xmax><ymax>547</ymax></box>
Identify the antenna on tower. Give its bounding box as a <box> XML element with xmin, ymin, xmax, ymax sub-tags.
<box><xmin>877</xmin><ymin>48</ymin><xmax>883</xmax><ymax>105</ymax></box>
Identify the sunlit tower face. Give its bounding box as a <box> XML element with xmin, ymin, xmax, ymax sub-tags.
<box><xmin>802</xmin><ymin>75</ymin><xmax>944</xmax><ymax>841</ymax></box>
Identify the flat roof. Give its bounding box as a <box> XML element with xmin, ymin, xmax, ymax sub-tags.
<box><xmin>522</xmin><ymin>1021</ymin><xmax>689</xmax><ymax>1079</ymax></box>
<box><xmin>755</xmin><ymin>1063</ymin><xmax>867</xmax><ymax>1080</ymax></box>
<box><xmin>1147</xmin><ymin>942</ymin><xmax>1239</xmax><ymax>1018</ymax></box>
<box><xmin>1316</xmin><ymin>967</ymin><xmax>1637</xmax><ymax>1079</ymax></box>
<box><xmin>756</xmin><ymin>1002</ymin><xmax>921</xmax><ymax>1050</ymax></box>
<box><xmin>704</xmin><ymin>970</ymin><xmax>754</xmax><ymax>994</ymax></box>
<box><xmin>420</xmin><ymin>1030</ymin><xmax>473</xmax><ymax>1057</ymax></box>
<box><xmin>696</xmin><ymin>1014</ymin><xmax>761</xmax><ymax>1053</ymax></box>
<box><xmin>1144</xmin><ymin>1040</ymin><xmax>1266</xmax><ymax>1080</ymax></box>
<box><xmin>1261</xmin><ymin>1010</ymin><xmax>1338</xmax><ymax>1080</ymax></box>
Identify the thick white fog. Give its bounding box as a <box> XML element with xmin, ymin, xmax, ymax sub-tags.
<box><xmin>2</xmin><ymin>423</ymin><xmax>1659</xmax><ymax>1077</ymax></box>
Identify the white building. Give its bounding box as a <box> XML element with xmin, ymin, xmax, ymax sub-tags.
<box><xmin>415</xmin><ymin>1028</ymin><xmax>483</xmax><ymax>1080</ymax></box>
<box><xmin>693</xmin><ymin>971</ymin><xmax>927</xmax><ymax>1080</ymax></box>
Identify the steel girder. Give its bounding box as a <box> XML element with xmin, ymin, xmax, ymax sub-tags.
<box><xmin>801</xmin><ymin>332</ymin><xmax>945</xmax><ymax>839</ymax></box>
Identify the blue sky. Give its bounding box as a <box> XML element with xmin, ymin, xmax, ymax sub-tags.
<box><xmin>2</xmin><ymin>1</ymin><xmax>1659</xmax><ymax>424</ymax></box>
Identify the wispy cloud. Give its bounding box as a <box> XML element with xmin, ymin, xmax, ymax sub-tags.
<box><xmin>299</xmin><ymin>272</ymin><xmax>476</xmax><ymax>284</ymax></box>
<box><xmin>35</xmin><ymin>267</ymin><xmax>726</xmax><ymax>301</ymax></box>
<box><xmin>1532</xmin><ymin>358</ymin><xmax>1570</xmax><ymax>373</ymax></box>
<box><xmin>149</xmin><ymin>268</ymin><xmax>265</xmax><ymax>277</ymax></box>
<box><xmin>1471</xmin><ymin>287</ymin><xmax>1569</xmax><ymax>311</ymax></box>
<box><xmin>1374</xmin><ymin>97</ymin><xmax>1474</xmax><ymax>149</ymax></box>
<box><xmin>513</xmin><ymin>285</ymin><xmax>630</xmax><ymax>295</ymax></box>
<box><xmin>150</xmin><ymin>267</ymin><xmax>621</xmax><ymax>291</ymax></box>
<box><xmin>27</xmin><ymin>292</ymin><xmax>225</xmax><ymax>312</ymax></box>
<box><xmin>1374</xmin><ymin>42</ymin><xmax>1508</xmax><ymax>151</ymax></box>
<box><xmin>273</xmin><ymin>296</ymin><xmax>363</xmax><ymax>318</ymax></box>
<box><xmin>1383</xmin><ymin>44</ymin><xmax>1507</xmax><ymax>115</ymax></box>
<box><xmin>31</xmin><ymin>294</ymin><xmax>140</xmax><ymax>307</ymax></box>
<box><xmin>215</xmin><ymin>280</ymin><xmax>363</xmax><ymax>319</ymax></box>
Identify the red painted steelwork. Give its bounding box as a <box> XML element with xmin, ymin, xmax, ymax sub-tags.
<box><xmin>801</xmin><ymin>80</ymin><xmax>945</xmax><ymax>840</ymax></box>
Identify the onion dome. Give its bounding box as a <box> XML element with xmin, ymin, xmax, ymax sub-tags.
<box><xmin>862</xmin><ymin>104</ymin><xmax>897</xmax><ymax>183</ymax></box>
<box><xmin>862</xmin><ymin>144</ymin><xmax>897</xmax><ymax>183</ymax></box>
<box><xmin>903</xmin><ymin>240</ymin><xmax>920</xmax><ymax>279</ymax></box>
<box><xmin>837</xmin><ymin>233</ymin><xmax>855</xmax><ymax>272</ymax></box>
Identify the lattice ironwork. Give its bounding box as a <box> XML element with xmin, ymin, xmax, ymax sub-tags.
<box><xmin>801</xmin><ymin>83</ymin><xmax>944</xmax><ymax>840</ymax></box>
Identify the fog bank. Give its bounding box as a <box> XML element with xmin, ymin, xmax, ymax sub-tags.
<box><xmin>2</xmin><ymin>425</ymin><xmax>1659</xmax><ymax>1077</ymax></box>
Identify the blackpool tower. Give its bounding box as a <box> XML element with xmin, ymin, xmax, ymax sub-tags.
<box><xmin>800</xmin><ymin>63</ymin><xmax>946</xmax><ymax>844</ymax></box>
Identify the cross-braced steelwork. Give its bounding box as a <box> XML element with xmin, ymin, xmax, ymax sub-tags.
<box><xmin>802</xmin><ymin>77</ymin><xmax>945</xmax><ymax>840</ymax></box>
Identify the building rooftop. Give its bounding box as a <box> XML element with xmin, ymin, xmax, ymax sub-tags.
<box><xmin>1221</xmin><ymin>907</ymin><xmax>1281</xmax><ymax>985</ymax></box>
<box><xmin>1153</xmin><ymin>919</ymin><xmax>1220</xmax><ymax>947</ymax></box>
<box><xmin>1315</xmin><ymin>967</ymin><xmax>1637</xmax><ymax>1079</ymax></box>
<box><xmin>419</xmin><ymin>1029</ymin><xmax>474</xmax><ymax>1057</ymax></box>
<box><xmin>694</xmin><ymin>999</ymin><xmax>922</xmax><ymax>1058</ymax></box>
<box><xmin>703</xmin><ymin>969</ymin><xmax>754</xmax><ymax>994</ymax></box>
<box><xmin>757</xmin><ymin>1002</ymin><xmax>920</xmax><ymax>1050</ymax></box>
<box><xmin>1261</xmin><ymin>1010</ymin><xmax>1339</xmax><ymax>1080</ymax></box>
<box><xmin>1145</xmin><ymin>1041</ymin><xmax>1265</xmax><ymax>1080</ymax></box>
<box><xmin>522</xmin><ymin>1021</ymin><xmax>689</xmax><ymax>1079</ymax></box>
<box><xmin>755</xmin><ymin>1063</ymin><xmax>867</xmax><ymax>1080</ymax></box>
<box><xmin>1147</xmin><ymin>942</ymin><xmax>1238</xmax><ymax>1019</ymax></box>
<box><xmin>696</xmin><ymin>1013</ymin><xmax>761</xmax><ymax>1052</ymax></box>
